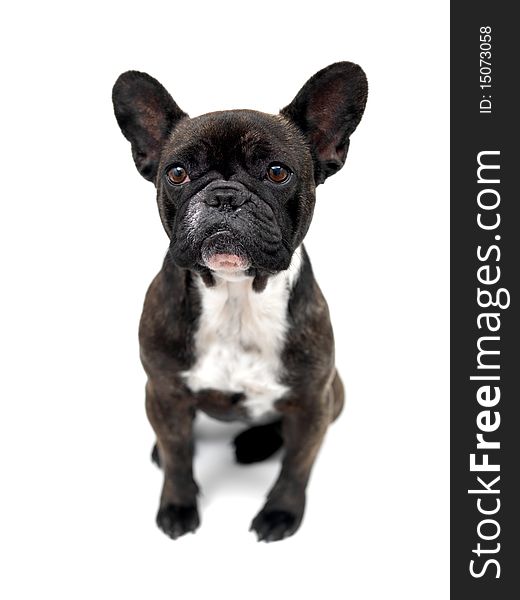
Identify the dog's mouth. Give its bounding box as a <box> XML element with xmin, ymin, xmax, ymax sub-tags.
<box><xmin>201</xmin><ymin>231</ymin><xmax>250</xmax><ymax>273</ymax></box>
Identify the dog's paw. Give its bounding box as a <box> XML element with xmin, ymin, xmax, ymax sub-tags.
<box><xmin>250</xmin><ymin>508</ymin><xmax>302</xmax><ymax>542</ymax></box>
<box><xmin>233</xmin><ymin>422</ymin><xmax>283</xmax><ymax>464</ymax></box>
<box><xmin>156</xmin><ymin>503</ymin><xmax>200</xmax><ymax>540</ymax></box>
<box><xmin>151</xmin><ymin>443</ymin><xmax>161</xmax><ymax>468</ymax></box>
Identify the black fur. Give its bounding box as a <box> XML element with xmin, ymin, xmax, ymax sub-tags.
<box><xmin>156</xmin><ymin>503</ymin><xmax>200</xmax><ymax>539</ymax></box>
<box><xmin>233</xmin><ymin>421</ymin><xmax>283</xmax><ymax>464</ymax></box>
<box><xmin>112</xmin><ymin>62</ymin><xmax>367</xmax><ymax>542</ymax></box>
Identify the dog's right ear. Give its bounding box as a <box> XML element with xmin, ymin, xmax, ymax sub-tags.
<box><xmin>112</xmin><ymin>71</ymin><xmax>188</xmax><ymax>183</ymax></box>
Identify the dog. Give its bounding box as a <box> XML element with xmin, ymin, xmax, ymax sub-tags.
<box><xmin>112</xmin><ymin>62</ymin><xmax>368</xmax><ymax>542</ymax></box>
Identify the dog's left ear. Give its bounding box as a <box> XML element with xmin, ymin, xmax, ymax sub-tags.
<box><xmin>112</xmin><ymin>71</ymin><xmax>188</xmax><ymax>183</ymax></box>
<box><xmin>281</xmin><ymin>62</ymin><xmax>368</xmax><ymax>185</ymax></box>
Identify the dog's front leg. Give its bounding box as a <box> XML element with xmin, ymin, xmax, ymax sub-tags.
<box><xmin>145</xmin><ymin>380</ymin><xmax>199</xmax><ymax>539</ymax></box>
<box><xmin>251</xmin><ymin>397</ymin><xmax>331</xmax><ymax>542</ymax></box>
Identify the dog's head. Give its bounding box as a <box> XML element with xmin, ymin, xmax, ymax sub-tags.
<box><xmin>112</xmin><ymin>62</ymin><xmax>367</xmax><ymax>288</ymax></box>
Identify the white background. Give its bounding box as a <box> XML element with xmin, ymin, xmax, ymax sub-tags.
<box><xmin>0</xmin><ymin>1</ymin><xmax>449</xmax><ymax>598</ymax></box>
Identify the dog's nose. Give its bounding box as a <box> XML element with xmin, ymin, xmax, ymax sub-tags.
<box><xmin>204</xmin><ymin>189</ymin><xmax>247</xmax><ymax>209</ymax></box>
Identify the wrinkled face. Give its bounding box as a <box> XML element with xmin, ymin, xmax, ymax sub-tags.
<box><xmin>157</xmin><ymin>111</ymin><xmax>314</xmax><ymax>278</ymax></box>
<box><xmin>112</xmin><ymin>63</ymin><xmax>368</xmax><ymax>284</ymax></box>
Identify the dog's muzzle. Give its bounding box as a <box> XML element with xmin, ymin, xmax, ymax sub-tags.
<box><xmin>201</xmin><ymin>231</ymin><xmax>250</xmax><ymax>272</ymax></box>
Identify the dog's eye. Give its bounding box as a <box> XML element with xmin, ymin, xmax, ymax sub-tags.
<box><xmin>267</xmin><ymin>164</ymin><xmax>291</xmax><ymax>183</ymax></box>
<box><xmin>166</xmin><ymin>165</ymin><xmax>190</xmax><ymax>185</ymax></box>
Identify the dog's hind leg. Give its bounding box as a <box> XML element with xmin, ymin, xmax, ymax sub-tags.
<box><xmin>154</xmin><ymin>420</ymin><xmax>283</xmax><ymax>466</ymax></box>
<box><xmin>233</xmin><ymin>420</ymin><xmax>283</xmax><ymax>464</ymax></box>
<box><xmin>330</xmin><ymin>369</ymin><xmax>345</xmax><ymax>422</ymax></box>
<box><xmin>151</xmin><ymin>442</ymin><xmax>161</xmax><ymax>467</ymax></box>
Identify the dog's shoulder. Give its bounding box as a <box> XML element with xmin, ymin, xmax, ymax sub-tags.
<box><xmin>139</xmin><ymin>259</ymin><xmax>200</xmax><ymax>375</ymax></box>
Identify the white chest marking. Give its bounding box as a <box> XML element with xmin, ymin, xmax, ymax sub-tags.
<box><xmin>183</xmin><ymin>247</ymin><xmax>303</xmax><ymax>421</ymax></box>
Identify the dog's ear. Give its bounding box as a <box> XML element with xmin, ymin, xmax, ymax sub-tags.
<box><xmin>112</xmin><ymin>71</ymin><xmax>188</xmax><ymax>182</ymax></box>
<box><xmin>281</xmin><ymin>62</ymin><xmax>368</xmax><ymax>185</ymax></box>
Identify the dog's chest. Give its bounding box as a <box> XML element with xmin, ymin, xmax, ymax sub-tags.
<box><xmin>183</xmin><ymin>255</ymin><xmax>301</xmax><ymax>421</ymax></box>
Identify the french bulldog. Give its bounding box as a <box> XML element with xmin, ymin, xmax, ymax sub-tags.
<box><xmin>112</xmin><ymin>61</ymin><xmax>367</xmax><ymax>542</ymax></box>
